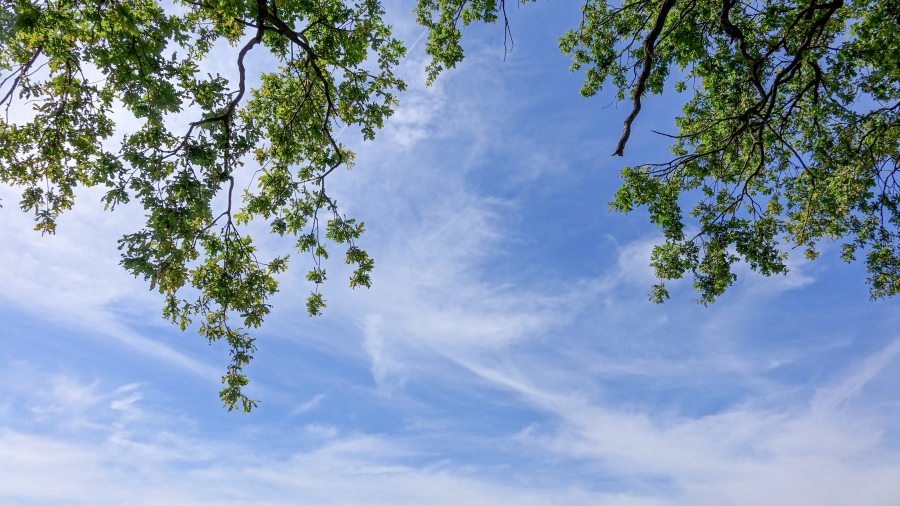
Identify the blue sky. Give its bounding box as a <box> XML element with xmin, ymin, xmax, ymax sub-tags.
<box><xmin>2</xmin><ymin>1</ymin><xmax>900</xmax><ymax>504</ymax></box>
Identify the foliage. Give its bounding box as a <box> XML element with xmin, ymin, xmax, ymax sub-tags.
<box><xmin>1</xmin><ymin>0</ymin><xmax>403</xmax><ymax>411</ymax></box>
<box><xmin>3</xmin><ymin>0</ymin><xmax>899</xmax><ymax>409</ymax></box>
<box><xmin>419</xmin><ymin>0</ymin><xmax>900</xmax><ymax>304</ymax></box>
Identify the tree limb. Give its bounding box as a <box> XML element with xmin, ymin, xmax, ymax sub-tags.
<box><xmin>613</xmin><ymin>0</ymin><xmax>677</xmax><ymax>156</ymax></box>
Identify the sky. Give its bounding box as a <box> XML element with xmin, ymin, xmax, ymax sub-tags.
<box><xmin>2</xmin><ymin>1</ymin><xmax>900</xmax><ymax>505</ymax></box>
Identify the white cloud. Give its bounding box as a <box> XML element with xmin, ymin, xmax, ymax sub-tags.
<box><xmin>479</xmin><ymin>340</ymin><xmax>900</xmax><ymax>506</ymax></box>
<box><xmin>0</xmin><ymin>183</ymin><xmax>221</xmax><ymax>380</ymax></box>
<box><xmin>290</xmin><ymin>391</ymin><xmax>329</xmax><ymax>416</ymax></box>
<box><xmin>0</xmin><ymin>373</ymin><xmax>600</xmax><ymax>506</ymax></box>
<box><xmin>4</xmin><ymin>337</ymin><xmax>900</xmax><ymax>506</ymax></box>
<box><xmin>811</xmin><ymin>338</ymin><xmax>900</xmax><ymax>412</ymax></box>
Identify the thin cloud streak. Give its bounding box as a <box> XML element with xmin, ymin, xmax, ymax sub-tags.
<box><xmin>0</xmin><ymin>185</ymin><xmax>220</xmax><ymax>380</ymax></box>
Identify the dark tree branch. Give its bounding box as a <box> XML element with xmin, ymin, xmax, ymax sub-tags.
<box><xmin>719</xmin><ymin>0</ymin><xmax>766</xmax><ymax>97</ymax></box>
<box><xmin>613</xmin><ymin>0</ymin><xmax>677</xmax><ymax>156</ymax></box>
<box><xmin>164</xmin><ymin>0</ymin><xmax>267</xmax><ymax>159</ymax></box>
<box><xmin>1</xmin><ymin>48</ymin><xmax>43</xmax><ymax>119</ymax></box>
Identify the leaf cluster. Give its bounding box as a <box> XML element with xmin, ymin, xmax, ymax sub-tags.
<box><xmin>418</xmin><ymin>0</ymin><xmax>900</xmax><ymax>304</ymax></box>
<box><xmin>1</xmin><ymin>0</ymin><xmax>404</xmax><ymax>411</ymax></box>
<box><xmin>568</xmin><ymin>0</ymin><xmax>900</xmax><ymax>303</ymax></box>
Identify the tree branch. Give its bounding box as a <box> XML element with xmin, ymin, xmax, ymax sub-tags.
<box><xmin>613</xmin><ymin>0</ymin><xmax>677</xmax><ymax>156</ymax></box>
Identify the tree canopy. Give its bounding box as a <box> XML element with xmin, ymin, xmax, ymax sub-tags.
<box><xmin>419</xmin><ymin>0</ymin><xmax>900</xmax><ymax>304</ymax></box>
<box><xmin>2</xmin><ymin>0</ymin><xmax>898</xmax><ymax>410</ymax></box>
